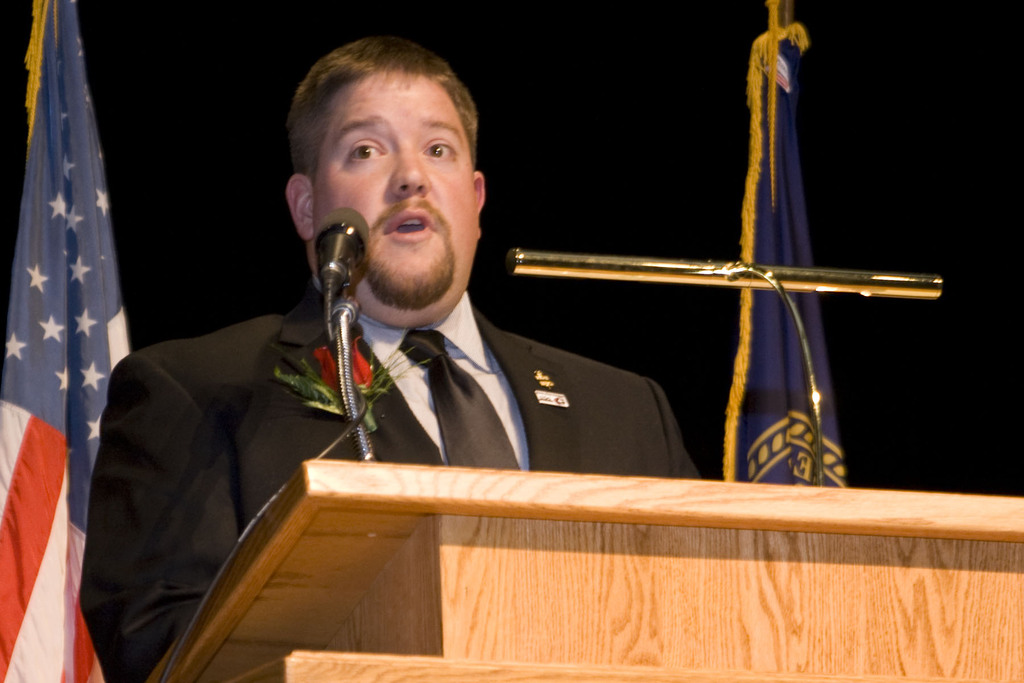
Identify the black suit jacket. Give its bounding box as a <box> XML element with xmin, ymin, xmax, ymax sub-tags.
<box><xmin>81</xmin><ymin>286</ymin><xmax>697</xmax><ymax>682</ymax></box>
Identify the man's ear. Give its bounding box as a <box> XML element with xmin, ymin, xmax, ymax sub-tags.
<box><xmin>474</xmin><ymin>170</ymin><xmax>486</xmax><ymax>213</ymax></box>
<box><xmin>285</xmin><ymin>173</ymin><xmax>315</xmax><ymax>240</ymax></box>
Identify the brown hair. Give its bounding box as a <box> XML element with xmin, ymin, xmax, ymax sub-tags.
<box><xmin>287</xmin><ymin>36</ymin><xmax>479</xmax><ymax>175</ymax></box>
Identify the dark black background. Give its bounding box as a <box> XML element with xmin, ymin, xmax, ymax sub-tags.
<box><xmin>4</xmin><ymin>4</ymin><xmax>1018</xmax><ymax>494</ymax></box>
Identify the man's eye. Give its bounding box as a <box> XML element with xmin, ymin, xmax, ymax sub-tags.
<box><xmin>351</xmin><ymin>145</ymin><xmax>376</xmax><ymax>160</ymax></box>
<box><xmin>427</xmin><ymin>144</ymin><xmax>451</xmax><ymax>158</ymax></box>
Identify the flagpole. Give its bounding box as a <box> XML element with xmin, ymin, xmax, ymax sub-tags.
<box><xmin>780</xmin><ymin>0</ymin><xmax>795</xmax><ymax>27</ymax></box>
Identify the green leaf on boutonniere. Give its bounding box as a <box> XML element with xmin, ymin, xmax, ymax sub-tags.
<box><xmin>273</xmin><ymin>361</ymin><xmax>345</xmax><ymax>415</ymax></box>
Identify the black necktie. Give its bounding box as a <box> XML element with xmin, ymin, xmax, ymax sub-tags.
<box><xmin>403</xmin><ymin>329</ymin><xmax>519</xmax><ymax>469</ymax></box>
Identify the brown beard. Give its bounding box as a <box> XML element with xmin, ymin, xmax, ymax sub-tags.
<box><xmin>363</xmin><ymin>201</ymin><xmax>455</xmax><ymax>311</ymax></box>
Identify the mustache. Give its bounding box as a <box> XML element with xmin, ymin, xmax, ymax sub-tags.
<box><xmin>370</xmin><ymin>199</ymin><xmax>449</xmax><ymax>237</ymax></box>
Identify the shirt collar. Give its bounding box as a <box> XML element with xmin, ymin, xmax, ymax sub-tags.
<box><xmin>359</xmin><ymin>293</ymin><xmax>492</xmax><ymax>372</ymax></box>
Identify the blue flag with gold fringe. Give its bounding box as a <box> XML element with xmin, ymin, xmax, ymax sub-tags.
<box><xmin>724</xmin><ymin>20</ymin><xmax>846</xmax><ymax>486</ymax></box>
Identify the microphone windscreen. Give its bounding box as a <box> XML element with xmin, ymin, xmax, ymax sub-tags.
<box><xmin>317</xmin><ymin>207</ymin><xmax>369</xmax><ymax>250</ymax></box>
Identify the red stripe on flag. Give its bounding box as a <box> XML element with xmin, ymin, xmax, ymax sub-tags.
<box><xmin>71</xmin><ymin>589</ymin><xmax>96</xmax><ymax>682</ymax></box>
<box><xmin>0</xmin><ymin>415</ymin><xmax>67</xmax><ymax>680</ymax></box>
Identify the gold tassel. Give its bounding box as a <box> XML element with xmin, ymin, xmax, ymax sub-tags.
<box><xmin>25</xmin><ymin>0</ymin><xmax>55</xmax><ymax>152</ymax></box>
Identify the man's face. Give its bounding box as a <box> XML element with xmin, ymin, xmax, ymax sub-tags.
<box><xmin>287</xmin><ymin>73</ymin><xmax>484</xmax><ymax>329</ymax></box>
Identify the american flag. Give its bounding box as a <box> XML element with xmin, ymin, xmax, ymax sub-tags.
<box><xmin>1</xmin><ymin>0</ymin><xmax>127</xmax><ymax>680</ymax></box>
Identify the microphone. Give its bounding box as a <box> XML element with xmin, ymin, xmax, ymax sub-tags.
<box><xmin>313</xmin><ymin>208</ymin><xmax>376</xmax><ymax>462</ymax></box>
<box><xmin>316</xmin><ymin>207</ymin><xmax>369</xmax><ymax>301</ymax></box>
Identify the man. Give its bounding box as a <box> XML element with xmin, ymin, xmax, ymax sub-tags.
<box><xmin>81</xmin><ymin>36</ymin><xmax>698</xmax><ymax>683</ymax></box>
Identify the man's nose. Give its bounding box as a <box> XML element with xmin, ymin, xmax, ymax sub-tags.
<box><xmin>391</xmin><ymin>153</ymin><xmax>430</xmax><ymax>198</ymax></box>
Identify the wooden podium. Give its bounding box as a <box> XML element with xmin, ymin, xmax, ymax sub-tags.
<box><xmin>155</xmin><ymin>462</ymin><xmax>1024</xmax><ymax>682</ymax></box>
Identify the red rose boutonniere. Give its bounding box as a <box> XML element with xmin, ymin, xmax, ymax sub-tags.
<box><xmin>312</xmin><ymin>344</ymin><xmax>373</xmax><ymax>389</ymax></box>
<box><xmin>274</xmin><ymin>338</ymin><xmax>398</xmax><ymax>433</ymax></box>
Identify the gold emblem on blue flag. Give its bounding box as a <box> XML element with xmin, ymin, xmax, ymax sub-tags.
<box><xmin>747</xmin><ymin>411</ymin><xmax>846</xmax><ymax>485</ymax></box>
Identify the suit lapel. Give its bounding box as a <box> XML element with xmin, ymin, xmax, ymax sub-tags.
<box><xmin>475</xmin><ymin>312</ymin><xmax>583</xmax><ymax>473</ymax></box>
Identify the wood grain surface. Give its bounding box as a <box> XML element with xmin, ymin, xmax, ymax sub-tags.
<box><xmin>437</xmin><ymin>517</ymin><xmax>1022</xmax><ymax>680</ymax></box>
<box><xmin>304</xmin><ymin>461</ymin><xmax>1024</xmax><ymax>542</ymax></box>
<box><xmin>231</xmin><ymin>652</ymin><xmax>1003</xmax><ymax>683</ymax></box>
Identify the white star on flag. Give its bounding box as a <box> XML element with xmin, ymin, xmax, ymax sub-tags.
<box><xmin>75</xmin><ymin>309</ymin><xmax>98</xmax><ymax>336</ymax></box>
<box><xmin>40</xmin><ymin>316</ymin><xmax>65</xmax><ymax>342</ymax></box>
<box><xmin>70</xmin><ymin>255</ymin><xmax>91</xmax><ymax>283</ymax></box>
<box><xmin>66</xmin><ymin>207</ymin><xmax>85</xmax><ymax>231</ymax></box>
<box><xmin>5</xmin><ymin>333</ymin><xmax>27</xmax><ymax>359</ymax></box>
<box><xmin>49</xmin><ymin>192</ymin><xmax>67</xmax><ymax>218</ymax></box>
<box><xmin>81</xmin><ymin>362</ymin><xmax>106</xmax><ymax>391</ymax></box>
<box><xmin>28</xmin><ymin>264</ymin><xmax>49</xmax><ymax>292</ymax></box>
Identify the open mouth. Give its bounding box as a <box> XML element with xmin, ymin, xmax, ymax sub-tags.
<box><xmin>395</xmin><ymin>220</ymin><xmax>426</xmax><ymax>234</ymax></box>
<box><xmin>376</xmin><ymin>202</ymin><xmax>444</xmax><ymax>238</ymax></box>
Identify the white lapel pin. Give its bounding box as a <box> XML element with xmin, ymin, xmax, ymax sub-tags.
<box><xmin>535</xmin><ymin>390</ymin><xmax>569</xmax><ymax>408</ymax></box>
